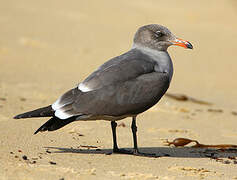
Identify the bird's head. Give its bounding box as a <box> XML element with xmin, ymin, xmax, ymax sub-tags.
<box><xmin>133</xmin><ymin>24</ymin><xmax>193</xmax><ymax>51</ymax></box>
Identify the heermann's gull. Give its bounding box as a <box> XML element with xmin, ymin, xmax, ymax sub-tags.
<box><xmin>14</xmin><ymin>24</ymin><xmax>193</xmax><ymax>156</ymax></box>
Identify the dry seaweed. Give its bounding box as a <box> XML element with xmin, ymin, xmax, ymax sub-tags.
<box><xmin>0</xmin><ymin>97</ymin><xmax>6</xmax><ymax>101</ymax></box>
<box><xmin>207</xmin><ymin>109</ymin><xmax>223</xmax><ymax>113</ymax></box>
<box><xmin>232</xmin><ymin>111</ymin><xmax>237</xmax><ymax>116</ymax></box>
<box><xmin>165</xmin><ymin>93</ymin><xmax>212</xmax><ymax>105</ymax></box>
<box><xmin>164</xmin><ymin>138</ymin><xmax>237</xmax><ymax>149</ymax></box>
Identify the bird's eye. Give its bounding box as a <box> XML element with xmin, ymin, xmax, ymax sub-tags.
<box><xmin>154</xmin><ymin>31</ymin><xmax>163</xmax><ymax>38</ymax></box>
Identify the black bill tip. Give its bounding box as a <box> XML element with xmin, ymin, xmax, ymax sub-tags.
<box><xmin>186</xmin><ymin>41</ymin><xmax>193</xmax><ymax>49</ymax></box>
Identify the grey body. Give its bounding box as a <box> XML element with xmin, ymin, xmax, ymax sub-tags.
<box><xmin>53</xmin><ymin>47</ymin><xmax>173</xmax><ymax>121</ymax></box>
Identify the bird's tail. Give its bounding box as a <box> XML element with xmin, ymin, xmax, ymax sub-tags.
<box><xmin>34</xmin><ymin>116</ymin><xmax>75</xmax><ymax>134</ymax></box>
<box><xmin>14</xmin><ymin>105</ymin><xmax>54</xmax><ymax>119</ymax></box>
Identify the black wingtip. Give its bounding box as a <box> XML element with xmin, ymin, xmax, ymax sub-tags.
<box><xmin>34</xmin><ymin>128</ymin><xmax>47</xmax><ymax>135</ymax></box>
<box><xmin>13</xmin><ymin>114</ymin><xmax>21</xmax><ymax>119</ymax></box>
<box><xmin>34</xmin><ymin>116</ymin><xmax>76</xmax><ymax>135</ymax></box>
<box><xmin>13</xmin><ymin>105</ymin><xmax>54</xmax><ymax>120</ymax></box>
<box><xmin>34</xmin><ymin>125</ymin><xmax>47</xmax><ymax>135</ymax></box>
<box><xmin>34</xmin><ymin>129</ymin><xmax>41</xmax><ymax>135</ymax></box>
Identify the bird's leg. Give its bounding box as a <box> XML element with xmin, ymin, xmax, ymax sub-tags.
<box><xmin>110</xmin><ymin>121</ymin><xmax>132</xmax><ymax>154</ymax></box>
<box><xmin>131</xmin><ymin>116</ymin><xmax>138</xmax><ymax>153</ymax></box>
<box><xmin>131</xmin><ymin>117</ymin><xmax>157</xmax><ymax>157</ymax></box>
<box><xmin>109</xmin><ymin>120</ymin><xmax>157</xmax><ymax>157</ymax></box>
<box><xmin>111</xmin><ymin>121</ymin><xmax>119</xmax><ymax>151</ymax></box>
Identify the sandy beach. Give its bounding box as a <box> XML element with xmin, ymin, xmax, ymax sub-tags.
<box><xmin>1</xmin><ymin>0</ymin><xmax>237</xmax><ymax>179</ymax></box>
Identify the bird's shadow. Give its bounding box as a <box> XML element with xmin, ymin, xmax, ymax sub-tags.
<box><xmin>45</xmin><ymin>146</ymin><xmax>237</xmax><ymax>158</ymax></box>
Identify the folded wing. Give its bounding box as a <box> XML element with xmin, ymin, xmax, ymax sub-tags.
<box><xmin>52</xmin><ymin>49</ymin><xmax>170</xmax><ymax>120</ymax></box>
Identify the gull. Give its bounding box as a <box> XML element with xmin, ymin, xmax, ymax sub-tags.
<box><xmin>14</xmin><ymin>24</ymin><xmax>193</xmax><ymax>156</ymax></box>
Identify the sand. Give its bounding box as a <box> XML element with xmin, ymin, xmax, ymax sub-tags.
<box><xmin>1</xmin><ymin>0</ymin><xmax>237</xmax><ymax>179</ymax></box>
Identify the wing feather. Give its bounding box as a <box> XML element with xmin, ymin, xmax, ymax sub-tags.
<box><xmin>52</xmin><ymin>49</ymin><xmax>168</xmax><ymax>120</ymax></box>
<box><xmin>73</xmin><ymin>72</ymin><xmax>170</xmax><ymax>117</ymax></box>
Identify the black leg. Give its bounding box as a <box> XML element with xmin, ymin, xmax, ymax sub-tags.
<box><xmin>109</xmin><ymin>119</ymin><xmax>158</xmax><ymax>157</ymax></box>
<box><xmin>110</xmin><ymin>121</ymin><xmax>132</xmax><ymax>154</ymax></box>
<box><xmin>111</xmin><ymin>121</ymin><xmax>119</xmax><ymax>150</ymax></box>
<box><xmin>131</xmin><ymin>117</ymin><xmax>157</xmax><ymax>157</ymax></box>
<box><xmin>131</xmin><ymin>116</ymin><xmax>138</xmax><ymax>153</ymax></box>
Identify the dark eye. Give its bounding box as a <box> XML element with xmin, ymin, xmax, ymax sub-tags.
<box><xmin>154</xmin><ymin>31</ymin><xmax>164</xmax><ymax>38</ymax></box>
